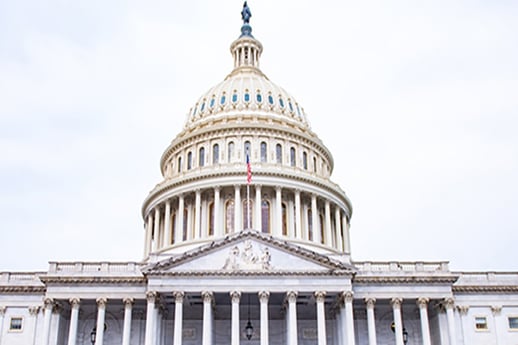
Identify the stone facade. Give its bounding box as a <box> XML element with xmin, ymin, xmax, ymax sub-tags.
<box><xmin>1</xmin><ymin>3</ymin><xmax>518</xmax><ymax>345</ymax></box>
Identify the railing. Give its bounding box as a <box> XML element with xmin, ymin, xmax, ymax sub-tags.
<box><xmin>354</xmin><ymin>261</ymin><xmax>450</xmax><ymax>273</ymax></box>
<box><xmin>48</xmin><ymin>262</ymin><xmax>142</xmax><ymax>275</ymax></box>
<box><xmin>0</xmin><ymin>272</ymin><xmax>45</xmax><ymax>285</ymax></box>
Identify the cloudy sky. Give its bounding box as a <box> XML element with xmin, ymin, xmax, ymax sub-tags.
<box><xmin>1</xmin><ymin>0</ymin><xmax>517</xmax><ymax>272</ymax></box>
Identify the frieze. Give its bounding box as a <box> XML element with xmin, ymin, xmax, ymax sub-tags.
<box><xmin>222</xmin><ymin>240</ymin><xmax>272</xmax><ymax>271</ymax></box>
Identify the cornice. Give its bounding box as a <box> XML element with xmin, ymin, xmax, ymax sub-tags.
<box><xmin>142</xmin><ymin>169</ymin><xmax>351</xmax><ymax>217</ymax></box>
<box><xmin>40</xmin><ymin>277</ymin><xmax>146</xmax><ymax>285</ymax></box>
<box><xmin>149</xmin><ymin>270</ymin><xmax>353</xmax><ymax>277</ymax></box>
<box><xmin>453</xmin><ymin>285</ymin><xmax>518</xmax><ymax>293</ymax></box>
<box><xmin>354</xmin><ymin>276</ymin><xmax>459</xmax><ymax>284</ymax></box>
<box><xmin>0</xmin><ymin>286</ymin><xmax>46</xmax><ymax>294</ymax></box>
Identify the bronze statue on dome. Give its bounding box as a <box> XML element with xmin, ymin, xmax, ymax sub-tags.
<box><xmin>241</xmin><ymin>1</ymin><xmax>252</xmax><ymax>24</ymax></box>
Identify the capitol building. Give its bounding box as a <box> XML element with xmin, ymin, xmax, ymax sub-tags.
<box><xmin>1</xmin><ymin>3</ymin><xmax>518</xmax><ymax>345</ymax></box>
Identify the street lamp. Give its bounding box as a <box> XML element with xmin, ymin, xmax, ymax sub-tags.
<box><xmin>244</xmin><ymin>294</ymin><xmax>254</xmax><ymax>340</ymax></box>
<box><xmin>390</xmin><ymin>322</ymin><xmax>409</xmax><ymax>344</ymax></box>
<box><xmin>90</xmin><ymin>327</ymin><xmax>96</xmax><ymax>345</ymax></box>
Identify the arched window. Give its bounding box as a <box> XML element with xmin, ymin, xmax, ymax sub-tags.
<box><xmin>313</xmin><ymin>157</ymin><xmax>317</xmax><ymax>173</ymax></box>
<box><xmin>282</xmin><ymin>203</ymin><xmax>288</xmax><ymax>236</ymax></box>
<box><xmin>199</xmin><ymin>147</ymin><xmax>205</xmax><ymax>167</ymax></box>
<box><xmin>243</xmin><ymin>199</ymin><xmax>253</xmax><ymax>229</ymax></box>
<box><xmin>308</xmin><ymin>209</ymin><xmax>313</xmax><ymax>241</ymax></box>
<box><xmin>183</xmin><ymin>209</ymin><xmax>189</xmax><ymax>241</ymax></box>
<box><xmin>244</xmin><ymin>141</ymin><xmax>251</xmax><ymax>161</ymax></box>
<box><xmin>208</xmin><ymin>202</ymin><xmax>214</xmax><ymax>236</ymax></box>
<box><xmin>228</xmin><ymin>141</ymin><xmax>235</xmax><ymax>162</ymax></box>
<box><xmin>178</xmin><ymin>156</ymin><xmax>182</xmax><ymax>173</ymax></box>
<box><xmin>290</xmin><ymin>147</ymin><xmax>296</xmax><ymax>167</ymax></box>
<box><xmin>303</xmin><ymin>152</ymin><xmax>308</xmax><ymax>170</ymax></box>
<box><xmin>260</xmin><ymin>142</ymin><xmax>267</xmax><ymax>163</ymax></box>
<box><xmin>187</xmin><ymin>152</ymin><xmax>193</xmax><ymax>170</ymax></box>
<box><xmin>225</xmin><ymin>200</ymin><xmax>235</xmax><ymax>234</ymax></box>
<box><xmin>276</xmin><ymin>144</ymin><xmax>282</xmax><ymax>164</ymax></box>
<box><xmin>213</xmin><ymin>144</ymin><xmax>219</xmax><ymax>164</ymax></box>
<box><xmin>261</xmin><ymin>200</ymin><xmax>270</xmax><ymax>233</ymax></box>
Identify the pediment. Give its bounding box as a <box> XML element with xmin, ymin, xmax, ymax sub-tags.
<box><xmin>143</xmin><ymin>230</ymin><xmax>355</xmax><ymax>276</ymax></box>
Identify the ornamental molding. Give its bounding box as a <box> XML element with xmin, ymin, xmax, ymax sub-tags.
<box><xmin>39</xmin><ymin>277</ymin><xmax>146</xmax><ymax>285</ymax></box>
<box><xmin>222</xmin><ymin>240</ymin><xmax>272</xmax><ymax>271</ymax></box>
<box><xmin>143</xmin><ymin>229</ymin><xmax>355</xmax><ymax>276</ymax></box>
<box><xmin>453</xmin><ymin>285</ymin><xmax>518</xmax><ymax>293</ymax></box>
<box><xmin>0</xmin><ymin>286</ymin><xmax>46</xmax><ymax>294</ymax></box>
<box><xmin>353</xmin><ymin>276</ymin><xmax>458</xmax><ymax>284</ymax></box>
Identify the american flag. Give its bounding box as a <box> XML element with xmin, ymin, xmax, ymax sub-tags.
<box><xmin>246</xmin><ymin>153</ymin><xmax>252</xmax><ymax>184</ymax></box>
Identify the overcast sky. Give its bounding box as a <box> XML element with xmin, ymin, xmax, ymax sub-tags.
<box><xmin>1</xmin><ymin>0</ymin><xmax>517</xmax><ymax>272</ymax></box>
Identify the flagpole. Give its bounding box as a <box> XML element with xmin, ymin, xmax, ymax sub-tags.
<box><xmin>246</xmin><ymin>183</ymin><xmax>250</xmax><ymax>229</ymax></box>
<box><xmin>246</xmin><ymin>151</ymin><xmax>252</xmax><ymax>230</ymax></box>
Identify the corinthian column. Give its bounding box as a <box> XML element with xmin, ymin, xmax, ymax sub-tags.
<box><xmin>287</xmin><ymin>291</ymin><xmax>298</xmax><ymax>345</ymax></box>
<box><xmin>417</xmin><ymin>298</ymin><xmax>431</xmax><ymax>345</ymax></box>
<box><xmin>94</xmin><ymin>298</ymin><xmax>107</xmax><ymax>345</ymax></box>
<box><xmin>214</xmin><ymin>187</ymin><xmax>222</xmax><ymax>237</ymax></box>
<box><xmin>365</xmin><ymin>298</ymin><xmax>377</xmax><ymax>345</ymax></box>
<box><xmin>144</xmin><ymin>292</ymin><xmax>157</xmax><ymax>345</ymax></box>
<box><xmin>164</xmin><ymin>200</ymin><xmax>172</xmax><ymax>246</ymax></box>
<box><xmin>259</xmin><ymin>291</ymin><xmax>270</xmax><ymax>345</ymax></box>
<box><xmin>122</xmin><ymin>298</ymin><xmax>134</xmax><ymax>345</ymax></box>
<box><xmin>444</xmin><ymin>298</ymin><xmax>457</xmax><ymax>345</ymax></box>
<box><xmin>294</xmin><ymin>191</ymin><xmax>301</xmax><ymax>238</ymax></box>
<box><xmin>153</xmin><ymin>207</ymin><xmax>160</xmax><ymax>251</ymax></box>
<box><xmin>275</xmin><ymin>186</ymin><xmax>282</xmax><ymax>237</ymax></box>
<box><xmin>234</xmin><ymin>186</ymin><xmax>242</xmax><ymax>232</ymax></box>
<box><xmin>324</xmin><ymin>201</ymin><xmax>332</xmax><ymax>246</ymax></box>
<box><xmin>42</xmin><ymin>298</ymin><xmax>54</xmax><ymax>345</ymax></box>
<box><xmin>391</xmin><ymin>298</ymin><xmax>404</xmax><ymax>345</ymax></box>
<box><xmin>173</xmin><ymin>291</ymin><xmax>185</xmax><ymax>345</ymax></box>
<box><xmin>255</xmin><ymin>185</ymin><xmax>262</xmax><ymax>230</ymax></box>
<box><xmin>230</xmin><ymin>291</ymin><xmax>241</xmax><ymax>345</ymax></box>
<box><xmin>177</xmin><ymin>195</ymin><xmax>185</xmax><ymax>242</ymax></box>
<box><xmin>195</xmin><ymin>189</ymin><xmax>201</xmax><ymax>238</ymax></box>
<box><xmin>67</xmin><ymin>298</ymin><xmax>80</xmax><ymax>345</ymax></box>
<box><xmin>342</xmin><ymin>291</ymin><xmax>355</xmax><ymax>345</ymax></box>
<box><xmin>311</xmin><ymin>195</ymin><xmax>319</xmax><ymax>243</ymax></box>
<box><xmin>202</xmin><ymin>291</ymin><xmax>213</xmax><ymax>345</ymax></box>
<box><xmin>0</xmin><ymin>306</ymin><xmax>6</xmax><ymax>345</ymax></box>
<box><xmin>315</xmin><ymin>291</ymin><xmax>327</xmax><ymax>345</ymax></box>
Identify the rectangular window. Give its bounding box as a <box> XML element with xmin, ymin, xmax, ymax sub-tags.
<box><xmin>475</xmin><ymin>316</ymin><xmax>488</xmax><ymax>330</ymax></box>
<box><xmin>9</xmin><ymin>317</ymin><xmax>23</xmax><ymax>331</ymax></box>
<box><xmin>509</xmin><ymin>317</ymin><xmax>518</xmax><ymax>330</ymax></box>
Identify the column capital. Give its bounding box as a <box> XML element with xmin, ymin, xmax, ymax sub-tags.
<box><xmin>417</xmin><ymin>297</ymin><xmax>429</xmax><ymax>308</ymax></box>
<box><xmin>202</xmin><ymin>291</ymin><xmax>214</xmax><ymax>304</ymax></box>
<box><xmin>146</xmin><ymin>291</ymin><xmax>158</xmax><ymax>303</ymax></box>
<box><xmin>230</xmin><ymin>290</ymin><xmax>241</xmax><ymax>303</ymax></box>
<box><xmin>69</xmin><ymin>298</ymin><xmax>81</xmax><ymax>308</ymax></box>
<box><xmin>443</xmin><ymin>297</ymin><xmax>455</xmax><ymax>309</ymax></box>
<box><xmin>491</xmin><ymin>305</ymin><xmax>502</xmax><ymax>316</ymax></box>
<box><xmin>96</xmin><ymin>297</ymin><xmax>108</xmax><ymax>308</ymax></box>
<box><xmin>365</xmin><ymin>297</ymin><xmax>376</xmax><ymax>308</ymax></box>
<box><xmin>173</xmin><ymin>291</ymin><xmax>185</xmax><ymax>303</ymax></box>
<box><xmin>275</xmin><ymin>185</ymin><xmax>282</xmax><ymax>192</ymax></box>
<box><xmin>258</xmin><ymin>290</ymin><xmax>270</xmax><ymax>303</ymax></box>
<box><xmin>341</xmin><ymin>291</ymin><xmax>354</xmax><ymax>303</ymax></box>
<box><xmin>286</xmin><ymin>290</ymin><xmax>298</xmax><ymax>303</ymax></box>
<box><xmin>457</xmin><ymin>305</ymin><xmax>469</xmax><ymax>315</ymax></box>
<box><xmin>315</xmin><ymin>291</ymin><xmax>326</xmax><ymax>303</ymax></box>
<box><xmin>0</xmin><ymin>306</ymin><xmax>6</xmax><ymax>316</ymax></box>
<box><xmin>43</xmin><ymin>297</ymin><xmax>54</xmax><ymax>308</ymax></box>
<box><xmin>390</xmin><ymin>297</ymin><xmax>403</xmax><ymax>308</ymax></box>
<box><xmin>123</xmin><ymin>297</ymin><xmax>134</xmax><ymax>306</ymax></box>
<box><xmin>28</xmin><ymin>306</ymin><xmax>40</xmax><ymax>316</ymax></box>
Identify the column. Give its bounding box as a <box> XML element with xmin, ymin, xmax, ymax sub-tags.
<box><xmin>342</xmin><ymin>291</ymin><xmax>355</xmax><ymax>345</ymax></box>
<box><xmin>275</xmin><ymin>186</ymin><xmax>282</xmax><ymax>237</ymax></box>
<box><xmin>94</xmin><ymin>298</ymin><xmax>107</xmax><ymax>345</ymax></box>
<box><xmin>214</xmin><ymin>187</ymin><xmax>222</xmax><ymax>237</ymax></box>
<box><xmin>153</xmin><ymin>207</ymin><xmax>160</xmax><ymax>252</ymax></box>
<box><xmin>29</xmin><ymin>306</ymin><xmax>40</xmax><ymax>345</ymax></box>
<box><xmin>287</xmin><ymin>291</ymin><xmax>298</xmax><ymax>345</ymax></box>
<box><xmin>177</xmin><ymin>195</ymin><xmax>185</xmax><ymax>242</ymax></box>
<box><xmin>417</xmin><ymin>298</ymin><xmax>431</xmax><ymax>345</ymax></box>
<box><xmin>230</xmin><ymin>291</ymin><xmax>241</xmax><ymax>345</ymax></box>
<box><xmin>324</xmin><ymin>201</ymin><xmax>332</xmax><ymax>246</ymax></box>
<box><xmin>67</xmin><ymin>298</ymin><xmax>80</xmax><ymax>345</ymax></box>
<box><xmin>144</xmin><ymin>214</ymin><xmax>153</xmax><ymax>257</ymax></box>
<box><xmin>144</xmin><ymin>292</ymin><xmax>157</xmax><ymax>345</ymax></box>
<box><xmin>294</xmin><ymin>191</ymin><xmax>301</xmax><ymax>238</ymax></box>
<box><xmin>492</xmin><ymin>305</ymin><xmax>503</xmax><ymax>345</ymax></box>
<box><xmin>259</xmin><ymin>291</ymin><xmax>270</xmax><ymax>345</ymax></box>
<box><xmin>365</xmin><ymin>298</ymin><xmax>377</xmax><ymax>345</ymax></box>
<box><xmin>342</xmin><ymin>214</ymin><xmax>351</xmax><ymax>253</ymax></box>
<box><xmin>335</xmin><ymin>207</ymin><xmax>343</xmax><ymax>250</ymax></box>
<box><xmin>42</xmin><ymin>298</ymin><xmax>54</xmax><ymax>345</ymax></box>
<box><xmin>164</xmin><ymin>201</ymin><xmax>171</xmax><ymax>246</ymax></box>
<box><xmin>391</xmin><ymin>298</ymin><xmax>404</xmax><ymax>345</ymax></box>
<box><xmin>444</xmin><ymin>298</ymin><xmax>457</xmax><ymax>345</ymax></box>
<box><xmin>234</xmin><ymin>185</ymin><xmax>242</xmax><ymax>232</ymax></box>
<box><xmin>0</xmin><ymin>306</ymin><xmax>6</xmax><ymax>345</ymax></box>
<box><xmin>311</xmin><ymin>195</ymin><xmax>319</xmax><ymax>243</ymax></box>
<box><xmin>122</xmin><ymin>298</ymin><xmax>134</xmax><ymax>345</ymax></box>
<box><xmin>195</xmin><ymin>190</ymin><xmax>201</xmax><ymax>239</ymax></box>
<box><xmin>255</xmin><ymin>185</ymin><xmax>262</xmax><ymax>230</ymax></box>
<box><xmin>315</xmin><ymin>291</ymin><xmax>327</xmax><ymax>345</ymax></box>
<box><xmin>202</xmin><ymin>291</ymin><xmax>213</xmax><ymax>345</ymax></box>
<box><xmin>173</xmin><ymin>291</ymin><xmax>185</xmax><ymax>345</ymax></box>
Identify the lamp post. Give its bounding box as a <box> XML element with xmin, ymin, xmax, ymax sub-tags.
<box><xmin>90</xmin><ymin>327</ymin><xmax>96</xmax><ymax>345</ymax></box>
<box><xmin>390</xmin><ymin>322</ymin><xmax>409</xmax><ymax>345</ymax></box>
<box><xmin>244</xmin><ymin>294</ymin><xmax>254</xmax><ymax>340</ymax></box>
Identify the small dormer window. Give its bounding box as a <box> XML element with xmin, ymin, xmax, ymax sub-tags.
<box><xmin>279</xmin><ymin>97</ymin><xmax>285</xmax><ymax>108</ymax></box>
<box><xmin>256</xmin><ymin>92</ymin><xmax>262</xmax><ymax>103</ymax></box>
<box><xmin>210</xmin><ymin>97</ymin><xmax>215</xmax><ymax>108</ymax></box>
<box><xmin>288</xmin><ymin>101</ymin><xmax>294</xmax><ymax>113</ymax></box>
<box><xmin>193</xmin><ymin>106</ymin><xmax>197</xmax><ymax>116</ymax></box>
<box><xmin>232</xmin><ymin>91</ymin><xmax>238</xmax><ymax>103</ymax></box>
<box><xmin>220</xmin><ymin>93</ymin><xmax>226</xmax><ymax>105</ymax></box>
<box><xmin>268</xmin><ymin>94</ymin><xmax>274</xmax><ymax>105</ymax></box>
<box><xmin>244</xmin><ymin>92</ymin><xmax>250</xmax><ymax>103</ymax></box>
<box><xmin>200</xmin><ymin>102</ymin><xmax>205</xmax><ymax>112</ymax></box>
